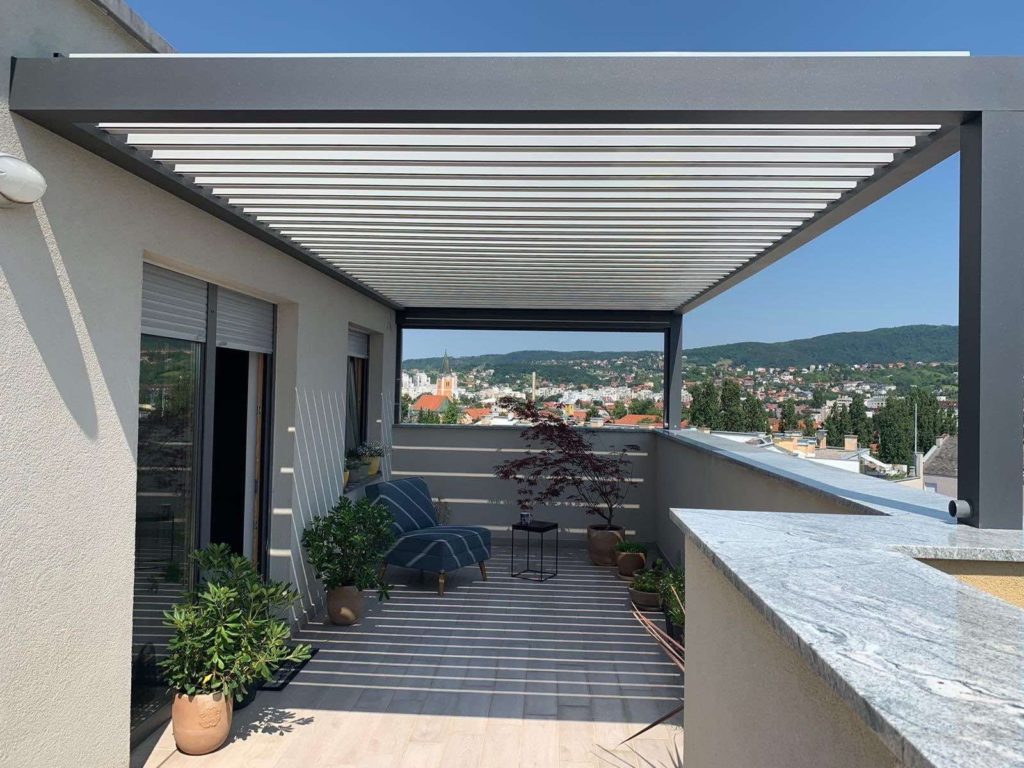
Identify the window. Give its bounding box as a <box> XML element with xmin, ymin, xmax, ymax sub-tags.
<box><xmin>346</xmin><ymin>330</ymin><xmax>370</xmax><ymax>454</ymax></box>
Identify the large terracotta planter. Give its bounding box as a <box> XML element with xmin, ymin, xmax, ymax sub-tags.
<box><xmin>586</xmin><ymin>524</ymin><xmax>624</xmax><ymax>566</ymax></box>
<box><xmin>171</xmin><ymin>692</ymin><xmax>233</xmax><ymax>755</ymax></box>
<box><xmin>617</xmin><ymin>551</ymin><xmax>646</xmax><ymax>579</ymax></box>
<box><xmin>326</xmin><ymin>585</ymin><xmax>364</xmax><ymax>625</ymax></box>
<box><xmin>628</xmin><ymin>585</ymin><xmax>662</xmax><ymax>611</ymax></box>
<box><xmin>367</xmin><ymin>456</ymin><xmax>381</xmax><ymax>476</ymax></box>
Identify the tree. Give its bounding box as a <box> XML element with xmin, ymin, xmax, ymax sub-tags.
<box><xmin>629</xmin><ymin>398</ymin><xmax>659</xmax><ymax>416</ymax></box>
<box><xmin>811</xmin><ymin>388</ymin><xmax>827</xmax><ymax>409</ymax></box>
<box><xmin>417</xmin><ymin>408</ymin><xmax>440</xmax><ymax>424</ymax></box>
<box><xmin>779</xmin><ymin>400</ymin><xmax>799</xmax><ymax>432</ymax></box>
<box><xmin>824</xmin><ymin>404</ymin><xmax>852</xmax><ymax>447</ymax></box>
<box><xmin>741</xmin><ymin>394</ymin><xmax>769</xmax><ymax>433</ymax></box>
<box><xmin>874</xmin><ymin>396</ymin><xmax>914</xmax><ymax>465</ymax></box>
<box><xmin>690</xmin><ymin>380</ymin><xmax>720</xmax><ymax>428</ymax></box>
<box><xmin>493</xmin><ymin>397</ymin><xmax>635</xmax><ymax>530</ymax></box>
<box><xmin>802</xmin><ymin>415</ymin><xmax>818</xmax><ymax>437</ymax></box>
<box><xmin>611</xmin><ymin>401</ymin><xmax>628</xmax><ymax>420</ymax></box>
<box><xmin>848</xmin><ymin>393</ymin><xmax>872</xmax><ymax>447</ymax></box>
<box><xmin>441</xmin><ymin>399</ymin><xmax>461</xmax><ymax>425</ymax></box>
<box><xmin>719</xmin><ymin>379</ymin><xmax>746</xmax><ymax>431</ymax></box>
<box><xmin>400</xmin><ymin>393</ymin><xmax>413</xmax><ymax>423</ymax></box>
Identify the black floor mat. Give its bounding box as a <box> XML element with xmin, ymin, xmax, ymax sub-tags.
<box><xmin>261</xmin><ymin>647</ymin><xmax>319</xmax><ymax>692</ymax></box>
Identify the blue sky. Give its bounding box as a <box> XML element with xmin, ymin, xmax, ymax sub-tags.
<box><xmin>129</xmin><ymin>0</ymin><xmax>1024</xmax><ymax>359</ymax></box>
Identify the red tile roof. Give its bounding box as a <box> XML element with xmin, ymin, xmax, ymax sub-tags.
<box><xmin>464</xmin><ymin>407</ymin><xmax>492</xmax><ymax>421</ymax></box>
<box><xmin>612</xmin><ymin>414</ymin><xmax>662</xmax><ymax>427</ymax></box>
<box><xmin>412</xmin><ymin>394</ymin><xmax>447</xmax><ymax>412</ymax></box>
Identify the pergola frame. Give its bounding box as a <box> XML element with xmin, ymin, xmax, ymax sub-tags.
<box><xmin>10</xmin><ymin>53</ymin><xmax>1024</xmax><ymax>528</ymax></box>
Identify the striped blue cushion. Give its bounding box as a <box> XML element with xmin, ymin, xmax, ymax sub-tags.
<box><xmin>387</xmin><ymin>526</ymin><xmax>491</xmax><ymax>572</ymax></box>
<box><xmin>365</xmin><ymin>477</ymin><xmax>437</xmax><ymax>536</ymax></box>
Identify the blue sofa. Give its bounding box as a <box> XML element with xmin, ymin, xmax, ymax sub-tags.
<box><xmin>365</xmin><ymin>477</ymin><xmax>491</xmax><ymax>595</ymax></box>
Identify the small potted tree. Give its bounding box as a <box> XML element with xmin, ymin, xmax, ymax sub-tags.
<box><xmin>160</xmin><ymin>546</ymin><xmax>311</xmax><ymax>756</ymax></box>
<box><xmin>615</xmin><ymin>541</ymin><xmax>647</xmax><ymax>579</ymax></box>
<box><xmin>660</xmin><ymin>566</ymin><xmax>685</xmax><ymax>642</ymax></box>
<box><xmin>493</xmin><ymin>397</ymin><xmax>635</xmax><ymax>566</ymax></box>
<box><xmin>347</xmin><ymin>449</ymin><xmax>368</xmax><ymax>484</ymax></box>
<box><xmin>302</xmin><ymin>496</ymin><xmax>395</xmax><ymax>625</ymax></box>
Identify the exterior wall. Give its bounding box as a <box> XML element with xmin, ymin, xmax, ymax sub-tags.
<box><xmin>391</xmin><ymin>424</ymin><xmax>658</xmax><ymax>543</ymax></box>
<box><xmin>0</xmin><ymin>3</ymin><xmax>395</xmax><ymax>766</ymax></box>
<box><xmin>653</xmin><ymin>434</ymin><xmax>862</xmax><ymax>566</ymax></box>
<box><xmin>924</xmin><ymin>473</ymin><xmax>958</xmax><ymax>497</ymax></box>
<box><xmin>920</xmin><ymin>558</ymin><xmax>1024</xmax><ymax>610</ymax></box>
<box><xmin>683</xmin><ymin>539</ymin><xmax>901</xmax><ymax>768</ymax></box>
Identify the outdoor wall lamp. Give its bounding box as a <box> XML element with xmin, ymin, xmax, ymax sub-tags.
<box><xmin>0</xmin><ymin>153</ymin><xmax>47</xmax><ymax>206</ymax></box>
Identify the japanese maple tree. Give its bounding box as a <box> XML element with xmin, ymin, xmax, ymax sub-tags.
<box><xmin>493</xmin><ymin>397</ymin><xmax>636</xmax><ymax>530</ymax></box>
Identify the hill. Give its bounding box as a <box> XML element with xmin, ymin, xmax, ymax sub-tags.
<box><xmin>403</xmin><ymin>325</ymin><xmax>958</xmax><ymax>371</ymax></box>
<box><xmin>682</xmin><ymin>325</ymin><xmax>958</xmax><ymax>368</ymax></box>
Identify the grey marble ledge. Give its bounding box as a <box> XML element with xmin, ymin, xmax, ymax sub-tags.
<box><xmin>673</xmin><ymin>506</ymin><xmax>1024</xmax><ymax>768</ymax></box>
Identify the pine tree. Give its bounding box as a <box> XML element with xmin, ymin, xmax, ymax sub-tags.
<box><xmin>719</xmin><ymin>379</ymin><xmax>746</xmax><ymax>431</ymax></box>
<box><xmin>874</xmin><ymin>396</ymin><xmax>914</xmax><ymax>465</ymax></box>
<box><xmin>802</xmin><ymin>415</ymin><xmax>818</xmax><ymax>437</ymax></box>
<box><xmin>811</xmin><ymin>388</ymin><xmax>827</xmax><ymax>409</ymax></box>
<box><xmin>418</xmin><ymin>408</ymin><xmax>441</xmax><ymax>424</ymax></box>
<box><xmin>848</xmin><ymin>393</ymin><xmax>872</xmax><ymax>447</ymax></box>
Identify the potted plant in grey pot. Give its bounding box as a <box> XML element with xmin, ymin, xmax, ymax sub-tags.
<box><xmin>160</xmin><ymin>546</ymin><xmax>311</xmax><ymax>755</ymax></box>
<box><xmin>358</xmin><ymin>441</ymin><xmax>389</xmax><ymax>478</ymax></box>
<box><xmin>494</xmin><ymin>397</ymin><xmax>635</xmax><ymax>566</ymax></box>
<box><xmin>302</xmin><ymin>495</ymin><xmax>395</xmax><ymax>625</ymax></box>
<box><xmin>346</xmin><ymin>449</ymin><xmax>368</xmax><ymax>484</ymax></box>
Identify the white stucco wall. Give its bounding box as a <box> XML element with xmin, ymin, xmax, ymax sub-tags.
<box><xmin>0</xmin><ymin>3</ymin><xmax>396</xmax><ymax>765</ymax></box>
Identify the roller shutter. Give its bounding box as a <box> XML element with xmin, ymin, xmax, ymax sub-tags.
<box><xmin>348</xmin><ymin>329</ymin><xmax>370</xmax><ymax>358</ymax></box>
<box><xmin>141</xmin><ymin>263</ymin><xmax>207</xmax><ymax>342</ymax></box>
<box><xmin>216</xmin><ymin>288</ymin><xmax>275</xmax><ymax>354</ymax></box>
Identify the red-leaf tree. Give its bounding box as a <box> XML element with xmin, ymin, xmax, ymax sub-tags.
<box><xmin>493</xmin><ymin>397</ymin><xmax>636</xmax><ymax>530</ymax></box>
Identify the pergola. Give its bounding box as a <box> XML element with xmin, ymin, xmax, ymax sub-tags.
<box><xmin>11</xmin><ymin>52</ymin><xmax>1024</xmax><ymax>528</ymax></box>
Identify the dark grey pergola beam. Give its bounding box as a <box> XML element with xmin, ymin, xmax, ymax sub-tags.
<box><xmin>399</xmin><ymin>307</ymin><xmax>678</xmax><ymax>332</ymax></box>
<box><xmin>11</xmin><ymin>54</ymin><xmax>1024</xmax><ymax>123</ymax></box>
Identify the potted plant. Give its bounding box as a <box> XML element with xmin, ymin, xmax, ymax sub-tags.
<box><xmin>160</xmin><ymin>546</ymin><xmax>311</xmax><ymax>755</ymax></box>
<box><xmin>347</xmin><ymin>449</ymin><xmax>368</xmax><ymax>484</ymax></box>
<box><xmin>628</xmin><ymin>563</ymin><xmax>664</xmax><ymax>610</ymax></box>
<box><xmin>301</xmin><ymin>495</ymin><xmax>395</xmax><ymax>625</ymax></box>
<box><xmin>660</xmin><ymin>566</ymin><xmax>685</xmax><ymax>642</ymax></box>
<box><xmin>615</xmin><ymin>541</ymin><xmax>647</xmax><ymax>579</ymax></box>
<box><xmin>493</xmin><ymin>396</ymin><xmax>635</xmax><ymax>566</ymax></box>
<box><xmin>344</xmin><ymin>454</ymin><xmax>361</xmax><ymax>488</ymax></box>
<box><xmin>359</xmin><ymin>441</ymin><xmax>389</xmax><ymax>477</ymax></box>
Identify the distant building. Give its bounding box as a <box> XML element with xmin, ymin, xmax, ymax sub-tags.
<box><xmin>923</xmin><ymin>435</ymin><xmax>958</xmax><ymax>497</ymax></box>
<box><xmin>435</xmin><ymin>351</ymin><xmax>458</xmax><ymax>399</ymax></box>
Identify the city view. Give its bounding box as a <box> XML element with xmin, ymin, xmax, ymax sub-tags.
<box><xmin>402</xmin><ymin>324</ymin><xmax>960</xmax><ymax>486</ymax></box>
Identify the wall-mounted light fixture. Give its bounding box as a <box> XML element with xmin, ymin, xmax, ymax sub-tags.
<box><xmin>0</xmin><ymin>153</ymin><xmax>47</xmax><ymax>206</ymax></box>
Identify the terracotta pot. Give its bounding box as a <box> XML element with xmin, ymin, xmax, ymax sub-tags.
<box><xmin>628</xmin><ymin>585</ymin><xmax>662</xmax><ymax>611</ymax></box>
<box><xmin>617</xmin><ymin>551</ymin><xmax>646</xmax><ymax>579</ymax></box>
<box><xmin>326</xmin><ymin>585</ymin><xmax>364</xmax><ymax>625</ymax></box>
<box><xmin>586</xmin><ymin>524</ymin><xmax>624</xmax><ymax>566</ymax></box>
<box><xmin>367</xmin><ymin>456</ymin><xmax>381</xmax><ymax>476</ymax></box>
<box><xmin>171</xmin><ymin>692</ymin><xmax>233</xmax><ymax>755</ymax></box>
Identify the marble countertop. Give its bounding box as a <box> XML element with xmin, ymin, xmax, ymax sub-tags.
<box><xmin>673</xmin><ymin>505</ymin><xmax>1024</xmax><ymax>768</ymax></box>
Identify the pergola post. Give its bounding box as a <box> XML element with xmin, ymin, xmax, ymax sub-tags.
<box><xmin>957</xmin><ymin>111</ymin><xmax>1024</xmax><ymax>529</ymax></box>
<box><xmin>393</xmin><ymin>317</ymin><xmax>404</xmax><ymax>425</ymax></box>
<box><xmin>664</xmin><ymin>314</ymin><xmax>683</xmax><ymax>429</ymax></box>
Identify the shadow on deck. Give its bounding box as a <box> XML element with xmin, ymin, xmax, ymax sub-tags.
<box><xmin>132</xmin><ymin>545</ymin><xmax>683</xmax><ymax>768</ymax></box>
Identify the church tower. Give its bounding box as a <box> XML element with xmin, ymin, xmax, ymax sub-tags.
<box><xmin>435</xmin><ymin>350</ymin><xmax>458</xmax><ymax>399</ymax></box>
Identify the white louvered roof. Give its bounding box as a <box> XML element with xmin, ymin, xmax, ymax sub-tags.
<box><xmin>100</xmin><ymin>121</ymin><xmax>942</xmax><ymax>310</ymax></box>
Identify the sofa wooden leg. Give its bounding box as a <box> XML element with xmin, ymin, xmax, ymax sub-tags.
<box><xmin>438</xmin><ymin>572</ymin><xmax>447</xmax><ymax>596</ymax></box>
<box><xmin>479</xmin><ymin>561</ymin><xmax>488</xmax><ymax>581</ymax></box>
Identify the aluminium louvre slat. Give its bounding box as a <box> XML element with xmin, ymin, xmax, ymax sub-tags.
<box><xmin>212</xmin><ymin>188</ymin><xmax>845</xmax><ymax>199</ymax></box>
<box><xmin>253</xmin><ymin>208</ymin><xmax>817</xmax><ymax>219</ymax></box>
<box><xmin>174</xmin><ymin>163</ymin><xmax>876</xmax><ymax>177</ymax></box>
<box><xmin>124</xmin><ymin>132</ymin><xmax>920</xmax><ymax>149</ymax></box>
<box><xmin>228</xmin><ymin>198</ymin><xmax>830</xmax><ymax>210</ymax></box>
<box><xmin>256</xmin><ymin>216</ymin><xmax>807</xmax><ymax>226</ymax></box>
<box><xmin>193</xmin><ymin>176</ymin><xmax>862</xmax><ymax>189</ymax></box>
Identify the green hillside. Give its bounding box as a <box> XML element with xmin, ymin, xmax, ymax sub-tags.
<box><xmin>404</xmin><ymin>325</ymin><xmax>958</xmax><ymax>371</ymax></box>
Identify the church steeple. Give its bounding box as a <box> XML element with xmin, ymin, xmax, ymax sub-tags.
<box><xmin>441</xmin><ymin>349</ymin><xmax>452</xmax><ymax>377</ymax></box>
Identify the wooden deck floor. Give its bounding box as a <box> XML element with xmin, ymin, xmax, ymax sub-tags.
<box><xmin>132</xmin><ymin>545</ymin><xmax>683</xmax><ymax>768</ymax></box>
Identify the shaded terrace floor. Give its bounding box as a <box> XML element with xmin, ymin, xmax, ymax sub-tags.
<box><xmin>133</xmin><ymin>545</ymin><xmax>684</xmax><ymax>768</ymax></box>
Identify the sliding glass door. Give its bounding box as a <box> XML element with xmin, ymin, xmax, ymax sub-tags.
<box><xmin>131</xmin><ymin>334</ymin><xmax>203</xmax><ymax>737</ymax></box>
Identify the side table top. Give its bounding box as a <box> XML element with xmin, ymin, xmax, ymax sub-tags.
<box><xmin>511</xmin><ymin>520</ymin><xmax>558</xmax><ymax>533</ymax></box>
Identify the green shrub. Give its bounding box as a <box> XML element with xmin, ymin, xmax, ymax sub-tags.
<box><xmin>616</xmin><ymin>540</ymin><xmax>647</xmax><ymax>554</ymax></box>
<box><xmin>160</xmin><ymin>544</ymin><xmax>311</xmax><ymax>701</ymax></box>
<box><xmin>631</xmin><ymin>564</ymin><xmax>664</xmax><ymax>593</ymax></box>
<box><xmin>659</xmin><ymin>566</ymin><xmax>685</xmax><ymax>626</ymax></box>
<box><xmin>301</xmin><ymin>496</ymin><xmax>396</xmax><ymax>597</ymax></box>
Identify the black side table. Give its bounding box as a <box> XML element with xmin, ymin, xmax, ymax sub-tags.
<box><xmin>510</xmin><ymin>520</ymin><xmax>559</xmax><ymax>581</ymax></box>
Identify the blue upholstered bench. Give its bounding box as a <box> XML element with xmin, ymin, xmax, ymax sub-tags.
<box><xmin>365</xmin><ymin>477</ymin><xmax>491</xmax><ymax>595</ymax></box>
